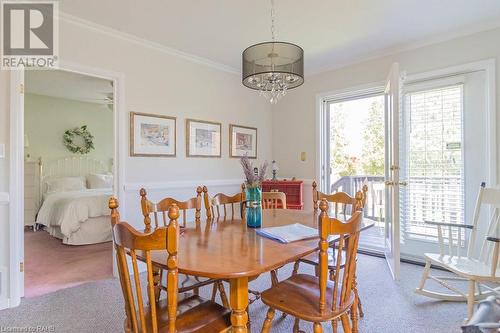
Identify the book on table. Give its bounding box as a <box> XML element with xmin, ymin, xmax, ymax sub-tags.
<box><xmin>256</xmin><ymin>223</ymin><xmax>318</xmax><ymax>244</ymax></box>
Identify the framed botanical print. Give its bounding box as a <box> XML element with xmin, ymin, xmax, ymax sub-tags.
<box><xmin>186</xmin><ymin>119</ymin><xmax>222</xmax><ymax>157</ymax></box>
<box><xmin>130</xmin><ymin>112</ymin><xmax>176</xmax><ymax>157</ymax></box>
<box><xmin>230</xmin><ymin>124</ymin><xmax>257</xmax><ymax>159</ymax></box>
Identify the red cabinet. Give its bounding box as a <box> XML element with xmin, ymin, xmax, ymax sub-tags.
<box><xmin>262</xmin><ymin>180</ymin><xmax>304</xmax><ymax>210</ymax></box>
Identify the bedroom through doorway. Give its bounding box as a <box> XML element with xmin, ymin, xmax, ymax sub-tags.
<box><xmin>23</xmin><ymin>70</ymin><xmax>115</xmax><ymax>298</ymax></box>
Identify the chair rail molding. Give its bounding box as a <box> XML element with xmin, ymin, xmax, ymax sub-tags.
<box><xmin>0</xmin><ymin>192</ymin><xmax>9</xmax><ymax>205</ymax></box>
<box><xmin>124</xmin><ymin>178</ymin><xmax>315</xmax><ymax>193</ymax></box>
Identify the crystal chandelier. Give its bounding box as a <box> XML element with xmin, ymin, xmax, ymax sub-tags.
<box><xmin>242</xmin><ymin>0</ymin><xmax>304</xmax><ymax>104</ymax></box>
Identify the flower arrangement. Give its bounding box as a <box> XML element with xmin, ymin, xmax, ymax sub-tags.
<box><xmin>63</xmin><ymin>125</ymin><xmax>95</xmax><ymax>155</ymax></box>
<box><xmin>240</xmin><ymin>155</ymin><xmax>268</xmax><ymax>188</ymax></box>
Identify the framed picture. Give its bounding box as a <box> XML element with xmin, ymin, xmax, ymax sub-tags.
<box><xmin>230</xmin><ymin>124</ymin><xmax>257</xmax><ymax>159</ymax></box>
<box><xmin>130</xmin><ymin>112</ymin><xmax>176</xmax><ymax>157</ymax></box>
<box><xmin>186</xmin><ymin>119</ymin><xmax>222</xmax><ymax>157</ymax></box>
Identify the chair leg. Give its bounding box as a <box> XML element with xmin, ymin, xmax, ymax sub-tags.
<box><xmin>211</xmin><ymin>283</ymin><xmax>217</xmax><ymax>302</ymax></box>
<box><xmin>152</xmin><ymin>267</ymin><xmax>162</xmax><ymax>302</ymax></box>
<box><xmin>293</xmin><ymin>318</ymin><xmax>300</xmax><ymax>333</ymax></box>
<box><xmin>467</xmin><ymin>280</ymin><xmax>476</xmax><ymax>322</ymax></box>
<box><xmin>331</xmin><ymin>319</ymin><xmax>338</xmax><ymax>333</ymax></box>
<box><xmin>246</xmin><ymin>306</ymin><xmax>251</xmax><ymax>331</ymax></box>
<box><xmin>261</xmin><ymin>307</ymin><xmax>275</xmax><ymax>333</ymax></box>
<box><xmin>417</xmin><ymin>259</ymin><xmax>431</xmax><ymax>292</ymax></box>
<box><xmin>270</xmin><ymin>269</ymin><xmax>279</xmax><ymax>286</ymax></box>
<box><xmin>351</xmin><ymin>296</ymin><xmax>359</xmax><ymax>333</ymax></box>
<box><xmin>292</xmin><ymin>260</ymin><xmax>300</xmax><ymax>276</ymax></box>
<box><xmin>352</xmin><ymin>273</ymin><xmax>364</xmax><ymax>318</ymax></box>
<box><xmin>329</xmin><ymin>269</ymin><xmax>335</xmax><ymax>281</ymax></box>
<box><xmin>340</xmin><ymin>314</ymin><xmax>352</xmax><ymax>333</ymax></box>
<box><xmin>217</xmin><ymin>281</ymin><xmax>230</xmax><ymax>308</ymax></box>
<box><xmin>313</xmin><ymin>322</ymin><xmax>322</xmax><ymax>333</ymax></box>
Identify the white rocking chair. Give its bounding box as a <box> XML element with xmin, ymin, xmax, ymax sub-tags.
<box><xmin>415</xmin><ymin>182</ymin><xmax>500</xmax><ymax>321</ymax></box>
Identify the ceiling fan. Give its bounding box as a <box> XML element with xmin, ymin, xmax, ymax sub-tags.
<box><xmin>83</xmin><ymin>93</ymin><xmax>114</xmax><ymax>111</ymax></box>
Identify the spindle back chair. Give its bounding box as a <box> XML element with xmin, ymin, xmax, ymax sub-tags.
<box><xmin>110</xmin><ymin>199</ymin><xmax>231</xmax><ymax>333</ymax></box>
<box><xmin>140</xmin><ymin>187</ymin><xmax>202</xmax><ymax>229</ymax></box>
<box><xmin>262</xmin><ymin>191</ymin><xmax>287</xmax><ymax>209</ymax></box>
<box><xmin>260</xmin><ymin>200</ymin><xmax>363</xmax><ymax>333</ymax></box>
<box><xmin>416</xmin><ymin>183</ymin><xmax>500</xmax><ymax>321</ymax></box>
<box><xmin>312</xmin><ymin>181</ymin><xmax>365</xmax><ymax>216</ymax></box>
<box><xmin>203</xmin><ymin>185</ymin><xmax>245</xmax><ymax>219</ymax></box>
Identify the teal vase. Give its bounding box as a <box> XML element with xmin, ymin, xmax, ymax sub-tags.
<box><xmin>245</xmin><ymin>186</ymin><xmax>262</xmax><ymax>228</ymax></box>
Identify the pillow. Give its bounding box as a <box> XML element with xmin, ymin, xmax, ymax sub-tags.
<box><xmin>87</xmin><ymin>173</ymin><xmax>113</xmax><ymax>189</ymax></box>
<box><xmin>46</xmin><ymin>177</ymin><xmax>86</xmax><ymax>193</ymax></box>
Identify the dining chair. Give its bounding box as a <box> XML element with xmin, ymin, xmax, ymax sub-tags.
<box><xmin>141</xmin><ymin>187</ymin><xmax>202</xmax><ymax>229</ymax></box>
<box><xmin>203</xmin><ymin>184</ymin><xmax>246</xmax><ymax>220</ymax></box>
<box><xmin>140</xmin><ymin>187</ymin><xmax>229</xmax><ymax>307</ymax></box>
<box><xmin>262</xmin><ymin>191</ymin><xmax>287</xmax><ymax>209</ymax></box>
<box><xmin>293</xmin><ymin>182</ymin><xmax>366</xmax><ymax>319</ymax></box>
<box><xmin>109</xmin><ymin>198</ymin><xmax>232</xmax><ymax>333</ymax></box>
<box><xmin>261</xmin><ymin>200</ymin><xmax>363</xmax><ymax>333</ymax></box>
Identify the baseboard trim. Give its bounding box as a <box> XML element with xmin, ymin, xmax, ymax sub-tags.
<box><xmin>358</xmin><ymin>249</ymin><xmax>451</xmax><ymax>272</ymax></box>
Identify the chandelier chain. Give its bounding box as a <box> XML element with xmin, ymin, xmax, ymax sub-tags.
<box><xmin>270</xmin><ymin>0</ymin><xmax>276</xmax><ymax>41</ymax></box>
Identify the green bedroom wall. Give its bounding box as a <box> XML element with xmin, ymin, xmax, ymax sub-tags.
<box><xmin>24</xmin><ymin>93</ymin><xmax>114</xmax><ymax>168</ymax></box>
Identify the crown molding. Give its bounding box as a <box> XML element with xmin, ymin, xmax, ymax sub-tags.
<box><xmin>59</xmin><ymin>12</ymin><xmax>240</xmax><ymax>76</ymax></box>
<box><xmin>60</xmin><ymin>11</ymin><xmax>500</xmax><ymax>79</ymax></box>
<box><xmin>307</xmin><ymin>22</ymin><xmax>500</xmax><ymax>77</ymax></box>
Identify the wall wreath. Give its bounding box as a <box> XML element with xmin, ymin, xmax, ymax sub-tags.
<box><xmin>63</xmin><ymin>125</ymin><xmax>95</xmax><ymax>154</ymax></box>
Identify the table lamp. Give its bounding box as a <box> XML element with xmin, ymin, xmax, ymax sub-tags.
<box><xmin>272</xmin><ymin>160</ymin><xmax>279</xmax><ymax>180</ymax></box>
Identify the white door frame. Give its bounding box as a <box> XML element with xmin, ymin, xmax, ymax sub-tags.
<box><xmin>8</xmin><ymin>61</ymin><xmax>126</xmax><ymax>308</ymax></box>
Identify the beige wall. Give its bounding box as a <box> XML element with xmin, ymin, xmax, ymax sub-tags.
<box><xmin>0</xmin><ymin>18</ymin><xmax>272</xmax><ymax>306</ymax></box>
<box><xmin>272</xmin><ymin>28</ymin><xmax>500</xmax><ymax>185</ymax></box>
<box><xmin>25</xmin><ymin>94</ymin><xmax>114</xmax><ymax>166</ymax></box>
<box><xmin>2</xmin><ymin>16</ymin><xmax>499</xmax><ymax>308</ymax></box>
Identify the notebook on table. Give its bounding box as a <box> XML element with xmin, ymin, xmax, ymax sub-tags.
<box><xmin>256</xmin><ymin>223</ymin><xmax>318</xmax><ymax>244</ymax></box>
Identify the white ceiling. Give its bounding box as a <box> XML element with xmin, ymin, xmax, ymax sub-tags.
<box><xmin>60</xmin><ymin>0</ymin><xmax>500</xmax><ymax>75</ymax></box>
<box><xmin>26</xmin><ymin>70</ymin><xmax>113</xmax><ymax>105</ymax></box>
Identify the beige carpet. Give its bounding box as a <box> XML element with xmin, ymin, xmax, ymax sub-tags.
<box><xmin>24</xmin><ymin>230</ymin><xmax>113</xmax><ymax>297</ymax></box>
<box><xmin>0</xmin><ymin>254</ymin><xmax>467</xmax><ymax>332</ymax></box>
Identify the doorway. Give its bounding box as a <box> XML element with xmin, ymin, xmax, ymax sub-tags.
<box><xmin>9</xmin><ymin>63</ymin><xmax>125</xmax><ymax>307</ymax></box>
<box><xmin>319</xmin><ymin>60</ymin><xmax>496</xmax><ymax>279</ymax></box>
<box><xmin>23</xmin><ymin>70</ymin><xmax>115</xmax><ymax>297</ymax></box>
<box><xmin>326</xmin><ymin>93</ymin><xmax>386</xmax><ymax>252</ymax></box>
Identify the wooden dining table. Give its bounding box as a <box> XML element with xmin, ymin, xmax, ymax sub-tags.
<box><xmin>147</xmin><ymin>208</ymin><xmax>374</xmax><ymax>333</ymax></box>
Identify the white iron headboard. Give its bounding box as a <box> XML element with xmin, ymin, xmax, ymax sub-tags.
<box><xmin>39</xmin><ymin>156</ymin><xmax>110</xmax><ymax>197</ymax></box>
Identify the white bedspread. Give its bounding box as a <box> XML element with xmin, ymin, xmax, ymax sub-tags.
<box><xmin>36</xmin><ymin>189</ymin><xmax>112</xmax><ymax>238</ymax></box>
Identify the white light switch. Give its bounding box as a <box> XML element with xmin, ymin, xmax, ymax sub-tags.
<box><xmin>0</xmin><ymin>144</ymin><xmax>4</xmax><ymax>158</ymax></box>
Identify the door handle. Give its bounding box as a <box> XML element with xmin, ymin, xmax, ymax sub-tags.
<box><xmin>385</xmin><ymin>180</ymin><xmax>394</xmax><ymax>186</ymax></box>
<box><xmin>398</xmin><ymin>180</ymin><xmax>408</xmax><ymax>186</ymax></box>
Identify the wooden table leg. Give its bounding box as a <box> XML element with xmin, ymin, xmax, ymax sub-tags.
<box><xmin>230</xmin><ymin>277</ymin><xmax>249</xmax><ymax>333</ymax></box>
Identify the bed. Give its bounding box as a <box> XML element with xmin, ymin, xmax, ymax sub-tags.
<box><xmin>35</xmin><ymin>157</ymin><xmax>113</xmax><ymax>245</ymax></box>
